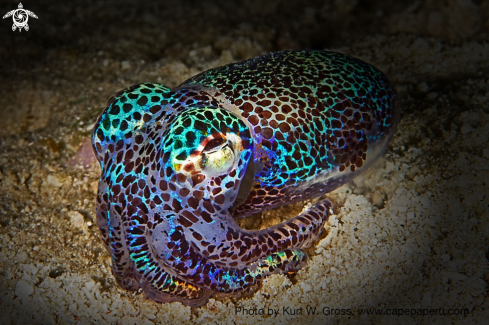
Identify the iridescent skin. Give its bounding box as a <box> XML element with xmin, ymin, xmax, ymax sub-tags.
<box><xmin>92</xmin><ymin>50</ymin><xmax>400</xmax><ymax>306</ymax></box>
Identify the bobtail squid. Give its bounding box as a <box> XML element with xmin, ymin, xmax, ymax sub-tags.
<box><xmin>92</xmin><ymin>50</ymin><xmax>400</xmax><ymax>306</ymax></box>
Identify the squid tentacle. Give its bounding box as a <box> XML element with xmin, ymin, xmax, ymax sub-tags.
<box><xmin>124</xmin><ymin>200</ymin><xmax>331</xmax><ymax>294</ymax></box>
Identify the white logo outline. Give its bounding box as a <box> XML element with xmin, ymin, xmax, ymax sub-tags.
<box><xmin>3</xmin><ymin>3</ymin><xmax>38</xmax><ymax>32</ymax></box>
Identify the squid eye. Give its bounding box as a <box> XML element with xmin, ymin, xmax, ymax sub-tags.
<box><xmin>200</xmin><ymin>136</ymin><xmax>235</xmax><ymax>174</ymax></box>
<box><xmin>201</xmin><ymin>145</ymin><xmax>234</xmax><ymax>172</ymax></box>
<box><xmin>178</xmin><ymin>133</ymin><xmax>243</xmax><ymax>178</ymax></box>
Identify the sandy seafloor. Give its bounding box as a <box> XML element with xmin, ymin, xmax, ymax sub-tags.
<box><xmin>0</xmin><ymin>0</ymin><xmax>488</xmax><ymax>324</ymax></box>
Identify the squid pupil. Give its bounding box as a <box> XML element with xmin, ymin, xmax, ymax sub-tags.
<box><xmin>204</xmin><ymin>138</ymin><xmax>224</xmax><ymax>152</ymax></box>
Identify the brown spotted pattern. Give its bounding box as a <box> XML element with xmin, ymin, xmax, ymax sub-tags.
<box><xmin>92</xmin><ymin>51</ymin><xmax>400</xmax><ymax>306</ymax></box>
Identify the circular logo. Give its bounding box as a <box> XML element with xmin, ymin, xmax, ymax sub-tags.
<box><xmin>2</xmin><ymin>3</ymin><xmax>38</xmax><ymax>32</ymax></box>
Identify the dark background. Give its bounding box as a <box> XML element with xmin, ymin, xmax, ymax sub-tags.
<box><xmin>2</xmin><ymin>0</ymin><xmax>487</xmax><ymax>85</ymax></box>
<box><xmin>0</xmin><ymin>0</ymin><xmax>488</xmax><ymax>323</ymax></box>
